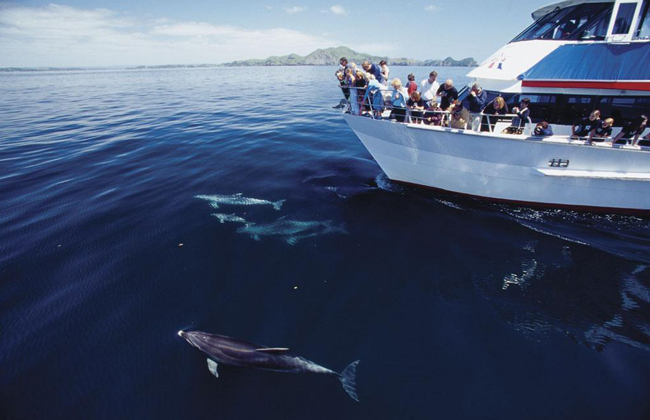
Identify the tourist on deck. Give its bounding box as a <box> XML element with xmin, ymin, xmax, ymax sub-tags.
<box><xmin>362</xmin><ymin>60</ymin><xmax>384</xmax><ymax>84</ymax></box>
<box><xmin>423</xmin><ymin>103</ymin><xmax>443</xmax><ymax>126</ymax></box>
<box><xmin>571</xmin><ymin>110</ymin><xmax>601</xmax><ymax>139</ymax></box>
<box><xmin>406</xmin><ymin>74</ymin><xmax>418</xmax><ymax>95</ymax></box>
<box><xmin>613</xmin><ymin>115</ymin><xmax>648</xmax><ymax>145</ymax></box>
<box><xmin>354</xmin><ymin>70</ymin><xmax>368</xmax><ymax>112</ymax></box>
<box><xmin>467</xmin><ymin>83</ymin><xmax>488</xmax><ymax>113</ymax></box>
<box><xmin>390</xmin><ymin>78</ymin><xmax>409</xmax><ymax>123</ymax></box>
<box><xmin>364</xmin><ymin>74</ymin><xmax>385</xmax><ymax>118</ymax></box>
<box><xmin>482</xmin><ymin>96</ymin><xmax>508</xmax><ymax>115</ymax></box>
<box><xmin>534</xmin><ymin>121</ymin><xmax>553</xmax><ymax>137</ymax></box>
<box><xmin>379</xmin><ymin>60</ymin><xmax>390</xmax><ymax>85</ymax></box>
<box><xmin>450</xmin><ymin>100</ymin><xmax>470</xmax><ymax>129</ymax></box>
<box><xmin>436</xmin><ymin>79</ymin><xmax>459</xmax><ymax>111</ymax></box>
<box><xmin>501</xmin><ymin>98</ymin><xmax>530</xmax><ymax>134</ymax></box>
<box><xmin>336</xmin><ymin>71</ymin><xmax>350</xmax><ymax>100</ymax></box>
<box><xmin>337</xmin><ymin>57</ymin><xmax>348</xmax><ymax>75</ymax></box>
<box><xmin>588</xmin><ymin>118</ymin><xmax>614</xmax><ymax>144</ymax></box>
<box><xmin>346</xmin><ymin>68</ymin><xmax>360</xmax><ymax>115</ymax></box>
<box><xmin>419</xmin><ymin>71</ymin><xmax>440</xmax><ymax>109</ymax></box>
<box><xmin>407</xmin><ymin>91</ymin><xmax>426</xmax><ymax>123</ymax></box>
<box><xmin>512</xmin><ymin>98</ymin><xmax>530</xmax><ymax>126</ymax></box>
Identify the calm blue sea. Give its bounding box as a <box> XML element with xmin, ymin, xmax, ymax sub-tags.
<box><xmin>1</xmin><ymin>66</ymin><xmax>650</xmax><ymax>419</ymax></box>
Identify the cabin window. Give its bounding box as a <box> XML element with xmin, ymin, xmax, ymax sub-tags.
<box><xmin>559</xmin><ymin>96</ymin><xmax>596</xmax><ymax>124</ymax></box>
<box><xmin>596</xmin><ymin>97</ymin><xmax>645</xmax><ymax>126</ymax></box>
<box><xmin>613</xmin><ymin>3</ymin><xmax>637</xmax><ymax>34</ymax></box>
<box><xmin>506</xmin><ymin>94</ymin><xmax>650</xmax><ymax>127</ymax></box>
<box><xmin>511</xmin><ymin>3</ymin><xmax>613</xmax><ymax>42</ymax></box>
<box><xmin>636</xmin><ymin>0</ymin><xmax>650</xmax><ymax>38</ymax></box>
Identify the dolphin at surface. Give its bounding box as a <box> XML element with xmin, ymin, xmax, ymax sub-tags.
<box><xmin>196</xmin><ymin>193</ymin><xmax>285</xmax><ymax>211</ymax></box>
<box><xmin>178</xmin><ymin>330</ymin><xmax>360</xmax><ymax>401</ymax></box>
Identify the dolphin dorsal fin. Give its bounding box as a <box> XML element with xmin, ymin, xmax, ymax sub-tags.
<box><xmin>255</xmin><ymin>347</ymin><xmax>289</xmax><ymax>354</ymax></box>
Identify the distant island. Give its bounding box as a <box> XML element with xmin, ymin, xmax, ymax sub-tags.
<box><xmin>0</xmin><ymin>46</ymin><xmax>477</xmax><ymax>72</ymax></box>
<box><xmin>219</xmin><ymin>46</ymin><xmax>477</xmax><ymax>68</ymax></box>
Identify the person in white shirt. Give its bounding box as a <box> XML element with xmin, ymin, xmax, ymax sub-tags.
<box><xmin>379</xmin><ymin>60</ymin><xmax>390</xmax><ymax>86</ymax></box>
<box><xmin>419</xmin><ymin>71</ymin><xmax>440</xmax><ymax>109</ymax></box>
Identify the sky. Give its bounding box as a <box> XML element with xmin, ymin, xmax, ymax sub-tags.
<box><xmin>0</xmin><ymin>0</ymin><xmax>553</xmax><ymax>67</ymax></box>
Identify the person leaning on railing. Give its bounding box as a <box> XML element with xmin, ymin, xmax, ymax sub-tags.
<box><xmin>482</xmin><ymin>96</ymin><xmax>509</xmax><ymax>115</ymax></box>
<box><xmin>362</xmin><ymin>59</ymin><xmax>384</xmax><ymax>85</ymax></box>
<box><xmin>588</xmin><ymin>117</ymin><xmax>614</xmax><ymax>144</ymax></box>
<box><xmin>363</xmin><ymin>74</ymin><xmax>385</xmax><ymax>118</ymax></box>
<box><xmin>407</xmin><ymin>91</ymin><xmax>426</xmax><ymax>124</ymax></box>
<box><xmin>613</xmin><ymin>115</ymin><xmax>648</xmax><ymax>145</ymax></box>
<box><xmin>481</xmin><ymin>97</ymin><xmax>508</xmax><ymax>132</ymax></box>
<box><xmin>336</xmin><ymin>70</ymin><xmax>350</xmax><ymax>101</ymax></box>
<box><xmin>571</xmin><ymin>110</ymin><xmax>601</xmax><ymax>139</ymax></box>
<box><xmin>450</xmin><ymin>100</ymin><xmax>470</xmax><ymax>129</ymax></box>
<box><xmin>354</xmin><ymin>70</ymin><xmax>368</xmax><ymax>112</ymax></box>
<box><xmin>467</xmin><ymin>83</ymin><xmax>488</xmax><ymax>113</ymax></box>
<box><xmin>436</xmin><ymin>79</ymin><xmax>459</xmax><ymax>111</ymax></box>
<box><xmin>390</xmin><ymin>78</ymin><xmax>409</xmax><ymax>123</ymax></box>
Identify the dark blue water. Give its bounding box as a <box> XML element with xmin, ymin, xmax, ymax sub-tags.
<box><xmin>1</xmin><ymin>66</ymin><xmax>650</xmax><ymax>420</ymax></box>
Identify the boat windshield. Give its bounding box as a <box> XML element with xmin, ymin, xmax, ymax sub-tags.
<box><xmin>512</xmin><ymin>3</ymin><xmax>613</xmax><ymax>42</ymax></box>
<box><xmin>636</xmin><ymin>0</ymin><xmax>650</xmax><ymax>38</ymax></box>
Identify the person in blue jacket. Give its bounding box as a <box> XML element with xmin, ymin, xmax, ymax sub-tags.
<box><xmin>467</xmin><ymin>83</ymin><xmax>488</xmax><ymax>113</ymax></box>
<box><xmin>362</xmin><ymin>60</ymin><xmax>384</xmax><ymax>84</ymax></box>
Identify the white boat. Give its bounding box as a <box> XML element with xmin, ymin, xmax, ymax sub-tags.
<box><xmin>342</xmin><ymin>0</ymin><xmax>650</xmax><ymax>214</ymax></box>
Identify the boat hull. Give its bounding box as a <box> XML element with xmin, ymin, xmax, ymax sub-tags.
<box><xmin>344</xmin><ymin>115</ymin><xmax>650</xmax><ymax>214</ymax></box>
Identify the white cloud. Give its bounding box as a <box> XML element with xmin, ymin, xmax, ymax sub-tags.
<box><xmin>329</xmin><ymin>5</ymin><xmax>347</xmax><ymax>15</ymax></box>
<box><xmin>0</xmin><ymin>4</ymin><xmax>338</xmax><ymax>67</ymax></box>
<box><xmin>424</xmin><ymin>5</ymin><xmax>439</xmax><ymax>12</ymax></box>
<box><xmin>284</xmin><ymin>6</ymin><xmax>306</xmax><ymax>14</ymax></box>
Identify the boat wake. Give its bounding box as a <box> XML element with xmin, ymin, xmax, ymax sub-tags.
<box><xmin>493</xmin><ymin>204</ymin><xmax>650</xmax><ymax>264</ymax></box>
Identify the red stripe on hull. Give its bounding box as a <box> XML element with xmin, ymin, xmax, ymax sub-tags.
<box><xmin>522</xmin><ymin>80</ymin><xmax>650</xmax><ymax>91</ymax></box>
<box><xmin>393</xmin><ymin>180</ymin><xmax>650</xmax><ymax>216</ymax></box>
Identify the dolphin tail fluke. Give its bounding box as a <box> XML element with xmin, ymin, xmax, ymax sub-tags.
<box><xmin>339</xmin><ymin>360</ymin><xmax>360</xmax><ymax>402</ymax></box>
<box><xmin>273</xmin><ymin>199</ymin><xmax>286</xmax><ymax>211</ymax></box>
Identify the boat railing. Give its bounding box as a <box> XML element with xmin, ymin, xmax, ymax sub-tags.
<box><xmin>339</xmin><ymin>85</ymin><xmax>533</xmax><ymax>131</ymax></box>
<box><xmin>337</xmin><ymin>85</ymin><xmax>647</xmax><ymax>148</ymax></box>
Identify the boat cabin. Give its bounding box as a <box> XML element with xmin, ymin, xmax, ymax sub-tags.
<box><xmin>464</xmin><ymin>0</ymin><xmax>650</xmax><ymax>128</ymax></box>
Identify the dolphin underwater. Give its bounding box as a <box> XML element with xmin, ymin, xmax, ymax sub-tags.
<box><xmin>236</xmin><ymin>218</ymin><xmax>347</xmax><ymax>244</ymax></box>
<box><xmin>178</xmin><ymin>330</ymin><xmax>360</xmax><ymax>401</ymax></box>
<box><xmin>196</xmin><ymin>193</ymin><xmax>285</xmax><ymax>211</ymax></box>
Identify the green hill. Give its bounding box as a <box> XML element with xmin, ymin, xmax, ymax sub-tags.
<box><xmin>221</xmin><ymin>46</ymin><xmax>476</xmax><ymax>67</ymax></box>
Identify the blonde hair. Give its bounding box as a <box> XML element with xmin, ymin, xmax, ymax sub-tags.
<box><xmin>391</xmin><ymin>78</ymin><xmax>402</xmax><ymax>89</ymax></box>
<box><xmin>445</xmin><ymin>79</ymin><xmax>453</xmax><ymax>87</ymax></box>
<box><xmin>494</xmin><ymin>97</ymin><xmax>506</xmax><ymax>109</ymax></box>
<box><xmin>604</xmin><ymin>117</ymin><xmax>614</xmax><ymax>126</ymax></box>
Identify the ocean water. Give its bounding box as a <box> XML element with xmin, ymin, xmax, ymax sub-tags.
<box><xmin>1</xmin><ymin>66</ymin><xmax>650</xmax><ymax>419</ymax></box>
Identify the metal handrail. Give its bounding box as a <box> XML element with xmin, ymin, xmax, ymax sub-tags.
<box><xmin>340</xmin><ymin>87</ymin><xmax>532</xmax><ymax>130</ymax></box>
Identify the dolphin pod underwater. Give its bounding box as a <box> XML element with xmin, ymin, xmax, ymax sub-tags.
<box><xmin>178</xmin><ymin>330</ymin><xmax>360</xmax><ymax>401</ymax></box>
